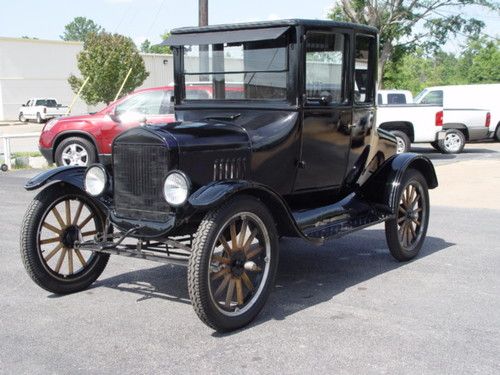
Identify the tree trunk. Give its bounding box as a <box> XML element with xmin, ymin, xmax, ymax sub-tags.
<box><xmin>378</xmin><ymin>42</ymin><xmax>393</xmax><ymax>89</ymax></box>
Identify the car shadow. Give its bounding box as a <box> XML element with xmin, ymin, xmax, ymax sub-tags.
<box><xmin>89</xmin><ymin>229</ymin><xmax>453</xmax><ymax>334</ymax></box>
<box><xmin>411</xmin><ymin>145</ymin><xmax>497</xmax><ymax>157</ymax></box>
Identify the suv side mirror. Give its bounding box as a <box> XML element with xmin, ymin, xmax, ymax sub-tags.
<box><xmin>108</xmin><ymin>108</ymin><xmax>121</xmax><ymax>123</ymax></box>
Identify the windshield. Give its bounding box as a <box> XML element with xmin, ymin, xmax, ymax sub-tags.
<box><xmin>181</xmin><ymin>36</ymin><xmax>288</xmax><ymax>101</ymax></box>
<box><xmin>414</xmin><ymin>89</ymin><xmax>428</xmax><ymax>104</ymax></box>
<box><xmin>36</xmin><ymin>99</ymin><xmax>57</xmax><ymax>107</ymax></box>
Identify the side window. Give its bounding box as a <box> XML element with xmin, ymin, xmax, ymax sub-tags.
<box><xmin>305</xmin><ymin>32</ymin><xmax>345</xmax><ymax>104</ymax></box>
<box><xmin>355</xmin><ymin>35</ymin><xmax>375</xmax><ymax>104</ymax></box>
<box><xmin>387</xmin><ymin>93</ymin><xmax>407</xmax><ymax>104</ymax></box>
<box><xmin>115</xmin><ymin>90</ymin><xmax>167</xmax><ymax>116</ymax></box>
<box><xmin>377</xmin><ymin>93</ymin><xmax>383</xmax><ymax>104</ymax></box>
<box><xmin>26</xmin><ymin>100</ymin><xmax>32</xmax><ymax>106</ymax></box>
<box><xmin>420</xmin><ymin>90</ymin><xmax>443</xmax><ymax>105</ymax></box>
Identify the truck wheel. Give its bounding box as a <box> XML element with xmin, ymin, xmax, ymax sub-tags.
<box><xmin>188</xmin><ymin>195</ymin><xmax>279</xmax><ymax>332</ymax></box>
<box><xmin>385</xmin><ymin>169</ymin><xmax>429</xmax><ymax>262</ymax></box>
<box><xmin>438</xmin><ymin>129</ymin><xmax>465</xmax><ymax>154</ymax></box>
<box><xmin>20</xmin><ymin>184</ymin><xmax>110</xmax><ymax>294</ymax></box>
<box><xmin>391</xmin><ymin>130</ymin><xmax>410</xmax><ymax>154</ymax></box>
<box><xmin>495</xmin><ymin>125</ymin><xmax>500</xmax><ymax>142</ymax></box>
<box><xmin>55</xmin><ymin>137</ymin><xmax>96</xmax><ymax>167</ymax></box>
<box><xmin>36</xmin><ymin>113</ymin><xmax>42</xmax><ymax>123</ymax></box>
<box><xmin>19</xmin><ymin>112</ymin><xmax>27</xmax><ymax>122</ymax></box>
<box><xmin>430</xmin><ymin>141</ymin><xmax>440</xmax><ymax>151</ymax></box>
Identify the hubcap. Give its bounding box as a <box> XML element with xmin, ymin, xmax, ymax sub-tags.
<box><xmin>397</xmin><ymin>183</ymin><xmax>424</xmax><ymax>249</ymax></box>
<box><xmin>61</xmin><ymin>144</ymin><xmax>88</xmax><ymax>166</ymax></box>
<box><xmin>38</xmin><ymin>198</ymin><xmax>100</xmax><ymax>278</ymax></box>
<box><xmin>208</xmin><ymin>212</ymin><xmax>271</xmax><ymax>316</ymax></box>
<box><xmin>396</xmin><ymin>136</ymin><xmax>406</xmax><ymax>154</ymax></box>
<box><xmin>444</xmin><ymin>133</ymin><xmax>462</xmax><ymax>152</ymax></box>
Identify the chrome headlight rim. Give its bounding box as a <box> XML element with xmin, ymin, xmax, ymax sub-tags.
<box><xmin>84</xmin><ymin>164</ymin><xmax>108</xmax><ymax>197</ymax></box>
<box><xmin>163</xmin><ymin>170</ymin><xmax>191</xmax><ymax>207</ymax></box>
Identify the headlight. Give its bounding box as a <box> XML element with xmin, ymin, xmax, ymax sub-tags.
<box><xmin>84</xmin><ymin>165</ymin><xmax>107</xmax><ymax>196</ymax></box>
<box><xmin>163</xmin><ymin>171</ymin><xmax>190</xmax><ymax>206</ymax></box>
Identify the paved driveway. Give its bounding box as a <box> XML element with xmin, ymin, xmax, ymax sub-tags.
<box><xmin>0</xmin><ymin>150</ymin><xmax>499</xmax><ymax>374</ymax></box>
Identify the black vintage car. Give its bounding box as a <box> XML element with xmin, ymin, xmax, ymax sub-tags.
<box><xmin>20</xmin><ymin>19</ymin><xmax>437</xmax><ymax>332</ymax></box>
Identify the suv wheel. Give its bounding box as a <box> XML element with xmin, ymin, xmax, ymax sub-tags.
<box><xmin>438</xmin><ymin>129</ymin><xmax>465</xmax><ymax>154</ymax></box>
<box><xmin>392</xmin><ymin>130</ymin><xmax>410</xmax><ymax>154</ymax></box>
<box><xmin>188</xmin><ymin>195</ymin><xmax>279</xmax><ymax>332</ymax></box>
<box><xmin>55</xmin><ymin>137</ymin><xmax>96</xmax><ymax>167</ymax></box>
<box><xmin>495</xmin><ymin>125</ymin><xmax>500</xmax><ymax>142</ymax></box>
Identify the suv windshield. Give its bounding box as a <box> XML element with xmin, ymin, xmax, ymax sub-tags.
<box><xmin>181</xmin><ymin>36</ymin><xmax>288</xmax><ymax>101</ymax></box>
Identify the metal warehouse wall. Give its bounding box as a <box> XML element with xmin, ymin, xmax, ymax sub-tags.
<box><xmin>0</xmin><ymin>37</ymin><xmax>173</xmax><ymax>121</ymax></box>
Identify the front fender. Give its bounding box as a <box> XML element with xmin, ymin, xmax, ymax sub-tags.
<box><xmin>25</xmin><ymin>166</ymin><xmax>86</xmax><ymax>191</ymax></box>
<box><xmin>188</xmin><ymin>180</ymin><xmax>309</xmax><ymax>240</ymax></box>
<box><xmin>361</xmin><ymin>153</ymin><xmax>438</xmax><ymax>212</ymax></box>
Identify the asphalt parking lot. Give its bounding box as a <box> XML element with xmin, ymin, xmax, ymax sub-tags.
<box><xmin>1</xmin><ymin>144</ymin><xmax>499</xmax><ymax>374</ymax></box>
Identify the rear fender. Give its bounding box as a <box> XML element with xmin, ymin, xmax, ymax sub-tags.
<box><xmin>360</xmin><ymin>153</ymin><xmax>438</xmax><ymax>213</ymax></box>
<box><xmin>188</xmin><ymin>181</ymin><xmax>306</xmax><ymax>239</ymax></box>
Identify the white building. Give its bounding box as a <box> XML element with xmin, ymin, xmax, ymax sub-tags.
<box><xmin>0</xmin><ymin>37</ymin><xmax>174</xmax><ymax>121</ymax></box>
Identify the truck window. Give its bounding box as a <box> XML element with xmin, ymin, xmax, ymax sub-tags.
<box><xmin>377</xmin><ymin>93</ymin><xmax>383</xmax><ymax>104</ymax></box>
<box><xmin>354</xmin><ymin>35</ymin><xmax>376</xmax><ymax>104</ymax></box>
<box><xmin>387</xmin><ymin>93</ymin><xmax>406</xmax><ymax>104</ymax></box>
<box><xmin>420</xmin><ymin>90</ymin><xmax>443</xmax><ymax>105</ymax></box>
<box><xmin>305</xmin><ymin>32</ymin><xmax>345</xmax><ymax>104</ymax></box>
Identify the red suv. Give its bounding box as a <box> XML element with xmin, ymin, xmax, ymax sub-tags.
<box><xmin>40</xmin><ymin>84</ymin><xmax>243</xmax><ymax>166</ymax></box>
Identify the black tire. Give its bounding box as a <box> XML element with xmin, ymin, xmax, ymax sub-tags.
<box><xmin>55</xmin><ymin>137</ymin><xmax>96</xmax><ymax>167</ymax></box>
<box><xmin>20</xmin><ymin>184</ymin><xmax>110</xmax><ymax>294</ymax></box>
<box><xmin>495</xmin><ymin>125</ymin><xmax>500</xmax><ymax>142</ymax></box>
<box><xmin>18</xmin><ymin>112</ymin><xmax>27</xmax><ymax>122</ymax></box>
<box><xmin>36</xmin><ymin>113</ymin><xmax>42</xmax><ymax>123</ymax></box>
<box><xmin>1</xmin><ymin>164</ymin><xmax>8</xmax><ymax>172</ymax></box>
<box><xmin>385</xmin><ymin>169</ymin><xmax>429</xmax><ymax>261</ymax></box>
<box><xmin>391</xmin><ymin>130</ymin><xmax>411</xmax><ymax>154</ymax></box>
<box><xmin>437</xmin><ymin>129</ymin><xmax>465</xmax><ymax>154</ymax></box>
<box><xmin>188</xmin><ymin>195</ymin><xmax>279</xmax><ymax>332</ymax></box>
<box><xmin>430</xmin><ymin>141</ymin><xmax>440</xmax><ymax>151</ymax></box>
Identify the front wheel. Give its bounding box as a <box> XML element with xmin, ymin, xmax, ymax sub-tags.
<box><xmin>430</xmin><ymin>141</ymin><xmax>440</xmax><ymax>152</ymax></box>
<box><xmin>188</xmin><ymin>196</ymin><xmax>279</xmax><ymax>332</ymax></box>
<box><xmin>20</xmin><ymin>184</ymin><xmax>110</xmax><ymax>294</ymax></box>
<box><xmin>385</xmin><ymin>169</ymin><xmax>430</xmax><ymax>261</ymax></box>
<box><xmin>19</xmin><ymin>112</ymin><xmax>27</xmax><ymax>122</ymax></box>
<box><xmin>438</xmin><ymin>129</ymin><xmax>465</xmax><ymax>154</ymax></box>
<box><xmin>36</xmin><ymin>112</ymin><xmax>43</xmax><ymax>123</ymax></box>
<box><xmin>495</xmin><ymin>125</ymin><xmax>500</xmax><ymax>142</ymax></box>
<box><xmin>55</xmin><ymin>137</ymin><xmax>96</xmax><ymax>167</ymax></box>
<box><xmin>391</xmin><ymin>130</ymin><xmax>410</xmax><ymax>154</ymax></box>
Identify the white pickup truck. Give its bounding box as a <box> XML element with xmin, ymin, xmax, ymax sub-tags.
<box><xmin>18</xmin><ymin>98</ymin><xmax>68</xmax><ymax>123</ymax></box>
<box><xmin>377</xmin><ymin>97</ymin><xmax>490</xmax><ymax>154</ymax></box>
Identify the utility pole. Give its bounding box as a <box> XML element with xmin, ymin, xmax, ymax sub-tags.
<box><xmin>198</xmin><ymin>0</ymin><xmax>209</xmax><ymax>81</ymax></box>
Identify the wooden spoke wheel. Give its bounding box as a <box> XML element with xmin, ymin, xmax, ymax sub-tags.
<box><xmin>385</xmin><ymin>169</ymin><xmax>429</xmax><ymax>261</ymax></box>
<box><xmin>188</xmin><ymin>196</ymin><xmax>278</xmax><ymax>332</ymax></box>
<box><xmin>20</xmin><ymin>185</ymin><xmax>110</xmax><ymax>294</ymax></box>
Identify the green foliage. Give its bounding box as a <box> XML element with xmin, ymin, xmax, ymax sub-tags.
<box><xmin>61</xmin><ymin>17</ymin><xmax>104</xmax><ymax>42</ymax></box>
<box><xmin>68</xmin><ymin>32</ymin><xmax>149</xmax><ymax>105</ymax></box>
<box><xmin>140</xmin><ymin>31</ymin><xmax>171</xmax><ymax>54</ymax></box>
<box><xmin>383</xmin><ymin>38</ymin><xmax>500</xmax><ymax>93</ymax></box>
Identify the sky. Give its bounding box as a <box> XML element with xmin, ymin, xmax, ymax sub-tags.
<box><xmin>0</xmin><ymin>0</ymin><xmax>498</xmax><ymax>52</ymax></box>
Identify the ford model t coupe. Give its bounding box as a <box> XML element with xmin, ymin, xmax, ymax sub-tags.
<box><xmin>20</xmin><ymin>20</ymin><xmax>437</xmax><ymax>331</ymax></box>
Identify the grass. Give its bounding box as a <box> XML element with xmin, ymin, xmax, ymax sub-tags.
<box><xmin>11</xmin><ymin>151</ymin><xmax>42</xmax><ymax>158</ymax></box>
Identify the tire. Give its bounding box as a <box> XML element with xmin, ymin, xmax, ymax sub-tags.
<box><xmin>391</xmin><ymin>130</ymin><xmax>411</xmax><ymax>154</ymax></box>
<box><xmin>437</xmin><ymin>129</ymin><xmax>465</xmax><ymax>154</ymax></box>
<box><xmin>385</xmin><ymin>169</ymin><xmax>429</xmax><ymax>262</ymax></box>
<box><xmin>19</xmin><ymin>112</ymin><xmax>27</xmax><ymax>122</ymax></box>
<box><xmin>36</xmin><ymin>113</ymin><xmax>42</xmax><ymax>123</ymax></box>
<box><xmin>188</xmin><ymin>195</ymin><xmax>279</xmax><ymax>332</ymax></box>
<box><xmin>1</xmin><ymin>164</ymin><xmax>8</xmax><ymax>172</ymax></box>
<box><xmin>495</xmin><ymin>125</ymin><xmax>500</xmax><ymax>142</ymax></box>
<box><xmin>430</xmin><ymin>141</ymin><xmax>440</xmax><ymax>151</ymax></box>
<box><xmin>20</xmin><ymin>184</ymin><xmax>110</xmax><ymax>294</ymax></box>
<box><xmin>55</xmin><ymin>137</ymin><xmax>96</xmax><ymax>167</ymax></box>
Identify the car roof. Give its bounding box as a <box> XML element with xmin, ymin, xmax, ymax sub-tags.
<box><xmin>170</xmin><ymin>19</ymin><xmax>378</xmax><ymax>35</ymax></box>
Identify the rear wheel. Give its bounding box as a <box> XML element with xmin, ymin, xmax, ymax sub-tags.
<box><xmin>36</xmin><ymin>113</ymin><xmax>42</xmax><ymax>123</ymax></box>
<box><xmin>495</xmin><ymin>125</ymin><xmax>500</xmax><ymax>142</ymax></box>
<box><xmin>20</xmin><ymin>184</ymin><xmax>109</xmax><ymax>294</ymax></box>
<box><xmin>430</xmin><ymin>141</ymin><xmax>440</xmax><ymax>151</ymax></box>
<box><xmin>438</xmin><ymin>129</ymin><xmax>465</xmax><ymax>154</ymax></box>
<box><xmin>188</xmin><ymin>196</ymin><xmax>279</xmax><ymax>332</ymax></box>
<box><xmin>392</xmin><ymin>130</ymin><xmax>410</xmax><ymax>154</ymax></box>
<box><xmin>55</xmin><ymin>137</ymin><xmax>96</xmax><ymax>167</ymax></box>
<box><xmin>385</xmin><ymin>169</ymin><xmax>429</xmax><ymax>261</ymax></box>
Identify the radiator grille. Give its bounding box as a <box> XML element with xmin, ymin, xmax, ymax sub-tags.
<box><xmin>213</xmin><ymin>158</ymin><xmax>246</xmax><ymax>181</ymax></box>
<box><xmin>113</xmin><ymin>143</ymin><xmax>170</xmax><ymax>221</ymax></box>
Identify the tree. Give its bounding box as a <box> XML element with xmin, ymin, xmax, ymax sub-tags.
<box><xmin>328</xmin><ymin>0</ymin><xmax>499</xmax><ymax>87</ymax></box>
<box><xmin>460</xmin><ymin>37</ymin><xmax>500</xmax><ymax>83</ymax></box>
<box><xmin>140</xmin><ymin>31</ymin><xmax>171</xmax><ymax>54</ymax></box>
<box><xmin>61</xmin><ymin>17</ymin><xmax>104</xmax><ymax>42</ymax></box>
<box><xmin>68</xmin><ymin>32</ymin><xmax>149</xmax><ymax>105</ymax></box>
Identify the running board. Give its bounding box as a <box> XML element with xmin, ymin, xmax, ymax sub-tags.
<box><xmin>292</xmin><ymin>193</ymin><xmax>393</xmax><ymax>243</ymax></box>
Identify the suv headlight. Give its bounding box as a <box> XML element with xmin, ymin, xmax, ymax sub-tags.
<box><xmin>84</xmin><ymin>165</ymin><xmax>107</xmax><ymax>196</ymax></box>
<box><xmin>163</xmin><ymin>171</ymin><xmax>190</xmax><ymax>206</ymax></box>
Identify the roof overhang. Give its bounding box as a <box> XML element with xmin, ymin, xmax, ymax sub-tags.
<box><xmin>161</xmin><ymin>26</ymin><xmax>290</xmax><ymax>46</ymax></box>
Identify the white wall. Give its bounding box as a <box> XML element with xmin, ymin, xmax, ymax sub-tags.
<box><xmin>0</xmin><ymin>37</ymin><xmax>174</xmax><ymax>121</ymax></box>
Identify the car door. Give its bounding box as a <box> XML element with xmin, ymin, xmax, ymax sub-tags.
<box><xmin>294</xmin><ymin>29</ymin><xmax>352</xmax><ymax>191</ymax></box>
<box><xmin>345</xmin><ymin>33</ymin><xmax>377</xmax><ymax>185</ymax></box>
